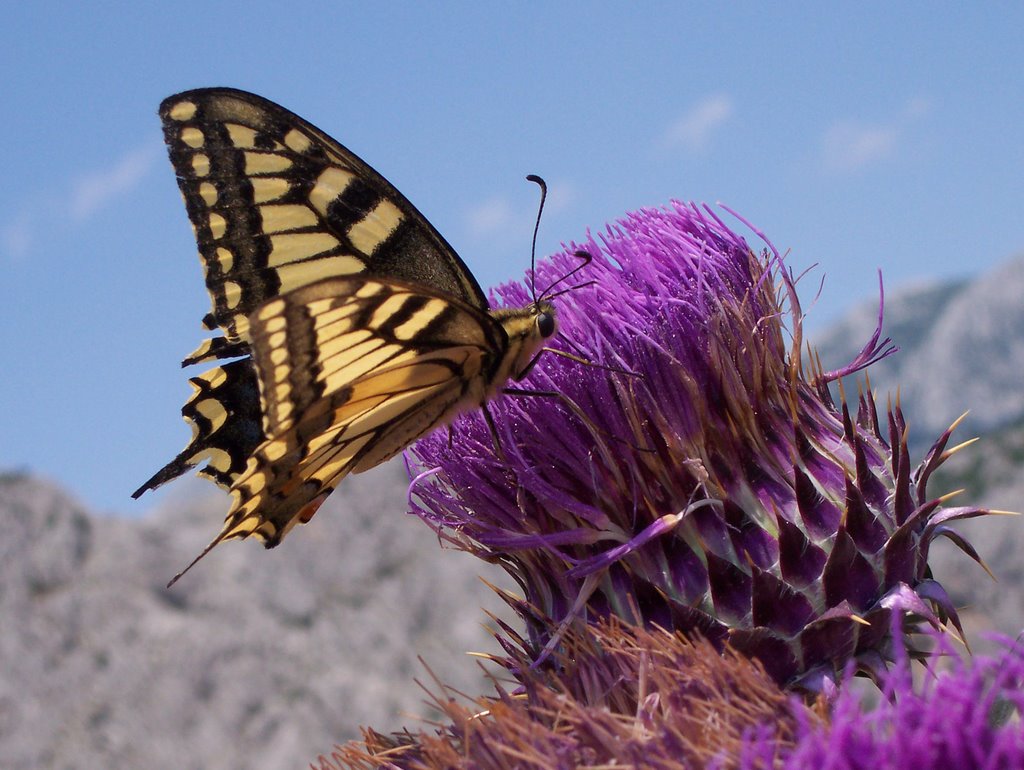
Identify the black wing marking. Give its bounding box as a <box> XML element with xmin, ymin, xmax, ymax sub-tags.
<box><xmin>131</xmin><ymin>358</ymin><xmax>262</xmax><ymax>497</ymax></box>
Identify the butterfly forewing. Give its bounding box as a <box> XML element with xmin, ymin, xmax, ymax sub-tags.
<box><xmin>213</xmin><ymin>276</ymin><xmax>505</xmax><ymax>548</ymax></box>
<box><xmin>159</xmin><ymin>88</ymin><xmax>487</xmax><ymax>348</ymax></box>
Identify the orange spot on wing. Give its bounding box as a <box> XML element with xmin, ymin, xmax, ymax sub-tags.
<box><xmin>298</xmin><ymin>492</ymin><xmax>329</xmax><ymax>524</ymax></box>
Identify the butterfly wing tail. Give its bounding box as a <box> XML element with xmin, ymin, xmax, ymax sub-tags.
<box><xmin>133</xmin><ymin>358</ymin><xmax>264</xmax><ymax>498</ymax></box>
<box><xmin>166</xmin><ymin>478</ymin><xmax>332</xmax><ymax>588</ymax></box>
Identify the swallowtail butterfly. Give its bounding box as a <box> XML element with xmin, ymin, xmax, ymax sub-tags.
<box><xmin>134</xmin><ymin>89</ymin><xmax>578</xmax><ymax>585</ymax></box>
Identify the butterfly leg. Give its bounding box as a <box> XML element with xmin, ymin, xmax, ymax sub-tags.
<box><xmin>542</xmin><ymin>345</ymin><xmax>639</xmax><ymax>378</ymax></box>
<box><xmin>480</xmin><ymin>403</ymin><xmax>509</xmax><ymax>463</ymax></box>
<box><xmin>516</xmin><ymin>342</ymin><xmax>637</xmax><ymax>382</ymax></box>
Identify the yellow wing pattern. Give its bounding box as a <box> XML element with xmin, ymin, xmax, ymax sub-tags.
<box><xmin>159</xmin><ymin>88</ymin><xmax>487</xmax><ymax>351</ymax></box>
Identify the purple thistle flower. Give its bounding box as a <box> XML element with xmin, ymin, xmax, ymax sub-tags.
<box><xmin>742</xmin><ymin>633</ymin><xmax>1024</xmax><ymax>770</ymax></box>
<box><xmin>407</xmin><ymin>201</ymin><xmax>992</xmax><ymax>690</ymax></box>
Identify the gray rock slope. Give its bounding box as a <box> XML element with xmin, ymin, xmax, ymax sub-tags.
<box><xmin>812</xmin><ymin>254</ymin><xmax>1024</xmax><ymax>445</ymax></box>
<box><xmin>0</xmin><ymin>464</ymin><xmax>510</xmax><ymax>770</ymax></box>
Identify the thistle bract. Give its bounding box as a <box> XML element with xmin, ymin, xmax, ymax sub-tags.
<box><xmin>408</xmin><ymin>202</ymin><xmax>991</xmax><ymax>690</ymax></box>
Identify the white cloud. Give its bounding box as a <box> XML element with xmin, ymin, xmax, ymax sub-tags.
<box><xmin>821</xmin><ymin>97</ymin><xmax>930</xmax><ymax>173</ymax></box>
<box><xmin>466</xmin><ymin>197</ymin><xmax>516</xmax><ymax>238</ymax></box>
<box><xmin>463</xmin><ymin>180</ymin><xmax>576</xmax><ymax>240</ymax></box>
<box><xmin>1</xmin><ymin>211</ymin><xmax>33</xmax><ymax>261</ymax></box>
<box><xmin>822</xmin><ymin>124</ymin><xmax>899</xmax><ymax>172</ymax></box>
<box><xmin>545</xmin><ymin>180</ymin><xmax>576</xmax><ymax>214</ymax></box>
<box><xmin>70</xmin><ymin>141</ymin><xmax>161</xmax><ymax>222</ymax></box>
<box><xmin>662</xmin><ymin>94</ymin><xmax>735</xmax><ymax>152</ymax></box>
<box><xmin>904</xmin><ymin>97</ymin><xmax>931</xmax><ymax>119</ymax></box>
<box><xmin>2</xmin><ymin>138</ymin><xmax>161</xmax><ymax>260</ymax></box>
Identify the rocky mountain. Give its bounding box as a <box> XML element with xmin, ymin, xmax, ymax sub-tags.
<box><xmin>812</xmin><ymin>254</ymin><xmax>1024</xmax><ymax>447</ymax></box>
<box><xmin>0</xmin><ymin>465</ymin><xmax>512</xmax><ymax>770</ymax></box>
<box><xmin>924</xmin><ymin>413</ymin><xmax>1024</xmax><ymax>643</ymax></box>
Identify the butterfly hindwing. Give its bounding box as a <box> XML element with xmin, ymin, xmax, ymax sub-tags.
<box><xmin>158</xmin><ymin>88</ymin><xmax>488</xmax><ymax>350</ymax></box>
<box><xmin>212</xmin><ymin>276</ymin><xmax>507</xmax><ymax>548</ymax></box>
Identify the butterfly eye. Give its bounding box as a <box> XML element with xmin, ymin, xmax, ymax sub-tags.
<box><xmin>537</xmin><ymin>311</ymin><xmax>556</xmax><ymax>338</ymax></box>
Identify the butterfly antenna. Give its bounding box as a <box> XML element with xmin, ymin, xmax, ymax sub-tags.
<box><xmin>526</xmin><ymin>174</ymin><xmax>548</xmax><ymax>303</ymax></box>
<box><xmin>545</xmin><ymin>279</ymin><xmax>597</xmax><ymax>302</ymax></box>
<box><xmin>538</xmin><ymin>250</ymin><xmax>594</xmax><ymax>300</ymax></box>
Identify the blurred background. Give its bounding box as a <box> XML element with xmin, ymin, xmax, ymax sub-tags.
<box><xmin>2</xmin><ymin>4</ymin><xmax>1022</xmax><ymax>768</ymax></box>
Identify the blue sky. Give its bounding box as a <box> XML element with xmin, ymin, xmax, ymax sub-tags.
<box><xmin>3</xmin><ymin>3</ymin><xmax>1023</xmax><ymax>514</ymax></box>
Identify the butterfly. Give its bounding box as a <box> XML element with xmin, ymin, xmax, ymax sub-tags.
<box><xmin>133</xmin><ymin>88</ymin><xmax>587</xmax><ymax>586</ymax></box>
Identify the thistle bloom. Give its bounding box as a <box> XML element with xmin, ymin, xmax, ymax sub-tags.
<box><xmin>318</xmin><ymin>618</ymin><xmax>821</xmax><ymax>770</ymax></box>
<box><xmin>739</xmin><ymin>633</ymin><xmax>1024</xmax><ymax>770</ymax></box>
<box><xmin>407</xmin><ymin>202</ymin><xmax>992</xmax><ymax>690</ymax></box>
